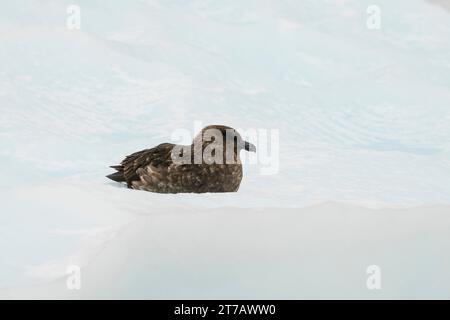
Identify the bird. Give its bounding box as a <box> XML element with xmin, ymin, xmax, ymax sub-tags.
<box><xmin>106</xmin><ymin>125</ymin><xmax>256</xmax><ymax>193</ymax></box>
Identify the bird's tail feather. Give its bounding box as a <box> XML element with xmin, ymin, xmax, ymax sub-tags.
<box><xmin>106</xmin><ymin>166</ymin><xmax>125</xmax><ymax>182</ymax></box>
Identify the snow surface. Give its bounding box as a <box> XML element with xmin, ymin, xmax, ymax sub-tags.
<box><xmin>2</xmin><ymin>202</ymin><xmax>450</xmax><ymax>299</ymax></box>
<box><xmin>1</xmin><ymin>0</ymin><xmax>450</xmax><ymax>298</ymax></box>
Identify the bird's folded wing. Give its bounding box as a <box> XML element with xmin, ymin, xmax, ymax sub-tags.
<box><xmin>121</xmin><ymin>143</ymin><xmax>175</xmax><ymax>183</ymax></box>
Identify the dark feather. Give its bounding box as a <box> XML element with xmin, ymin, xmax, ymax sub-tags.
<box><xmin>106</xmin><ymin>171</ymin><xmax>125</xmax><ymax>183</ymax></box>
<box><xmin>107</xmin><ymin>143</ymin><xmax>176</xmax><ymax>188</ymax></box>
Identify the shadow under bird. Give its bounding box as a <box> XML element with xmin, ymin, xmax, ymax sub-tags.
<box><xmin>106</xmin><ymin>125</ymin><xmax>256</xmax><ymax>193</ymax></box>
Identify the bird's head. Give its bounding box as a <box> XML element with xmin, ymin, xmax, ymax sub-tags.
<box><xmin>192</xmin><ymin>125</ymin><xmax>256</xmax><ymax>163</ymax></box>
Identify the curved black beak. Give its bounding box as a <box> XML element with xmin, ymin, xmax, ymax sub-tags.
<box><xmin>244</xmin><ymin>141</ymin><xmax>256</xmax><ymax>152</ymax></box>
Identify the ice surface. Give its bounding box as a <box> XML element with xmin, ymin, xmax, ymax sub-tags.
<box><xmin>1</xmin><ymin>0</ymin><xmax>450</xmax><ymax>298</ymax></box>
<box><xmin>3</xmin><ymin>203</ymin><xmax>450</xmax><ymax>299</ymax></box>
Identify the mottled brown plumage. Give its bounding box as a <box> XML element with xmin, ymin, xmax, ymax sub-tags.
<box><xmin>106</xmin><ymin>125</ymin><xmax>256</xmax><ymax>193</ymax></box>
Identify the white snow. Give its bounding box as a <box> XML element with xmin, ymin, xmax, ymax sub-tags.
<box><xmin>3</xmin><ymin>201</ymin><xmax>450</xmax><ymax>299</ymax></box>
<box><xmin>1</xmin><ymin>0</ymin><xmax>450</xmax><ymax>298</ymax></box>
